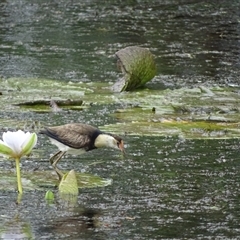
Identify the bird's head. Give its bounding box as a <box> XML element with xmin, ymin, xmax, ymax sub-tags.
<box><xmin>95</xmin><ymin>133</ymin><xmax>125</xmax><ymax>154</ymax></box>
<box><xmin>111</xmin><ymin>134</ymin><xmax>125</xmax><ymax>153</ymax></box>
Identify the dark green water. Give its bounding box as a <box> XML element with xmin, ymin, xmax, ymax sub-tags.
<box><xmin>1</xmin><ymin>136</ymin><xmax>240</xmax><ymax>239</ymax></box>
<box><xmin>0</xmin><ymin>0</ymin><xmax>240</xmax><ymax>239</ymax></box>
<box><xmin>1</xmin><ymin>0</ymin><xmax>240</xmax><ymax>87</ymax></box>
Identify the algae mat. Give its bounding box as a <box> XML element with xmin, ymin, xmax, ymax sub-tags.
<box><xmin>0</xmin><ymin>78</ymin><xmax>240</xmax><ymax>139</ymax></box>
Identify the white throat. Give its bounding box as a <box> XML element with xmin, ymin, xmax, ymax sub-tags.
<box><xmin>94</xmin><ymin>134</ymin><xmax>118</xmax><ymax>149</ymax></box>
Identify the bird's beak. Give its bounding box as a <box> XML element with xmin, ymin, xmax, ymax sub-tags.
<box><xmin>119</xmin><ymin>140</ymin><xmax>125</xmax><ymax>155</ymax></box>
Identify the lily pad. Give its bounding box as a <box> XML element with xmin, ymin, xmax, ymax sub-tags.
<box><xmin>112</xmin><ymin>46</ymin><xmax>156</xmax><ymax>92</ymax></box>
<box><xmin>59</xmin><ymin>170</ymin><xmax>79</xmax><ymax>195</ymax></box>
<box><xmin>0</xmin><ymin>170</ymin><xmax>112</xmax><ymax>191</ymax></box>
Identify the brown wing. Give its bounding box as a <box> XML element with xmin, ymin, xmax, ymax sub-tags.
<box><xmin>40</xmin><ymin>123</ymin><xmax>102</xmax><ymax>150</ymax></box>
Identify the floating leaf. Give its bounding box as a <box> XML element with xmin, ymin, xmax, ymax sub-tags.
<box><xmin>112</xmin><ymin>46</ymin><xmax>156</xmax><ymax>92</ymax></box>
<box><xmin>45</xmin><ymin>190</ymin><xmax>55</xmax><ymax>202</ymax></box>
<box><xmin>58</xmin><ymin>170</ymin><xmax>79</xmax><ymax>195</ymax></box>
<box><xmin>0</xmin><ymin>170</ymin><xmax>112</xmax><ymax>191</ymax></box>
<box><xmin>117</xmin><ymin>46</ymin><xmax>156</xmax><ymax>89</ymax></box>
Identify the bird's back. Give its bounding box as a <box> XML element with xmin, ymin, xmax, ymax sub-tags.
<box><xmin>39</xmin><ymin>123</ymin><xmax>102</xmax><ymax>150</ymax></box>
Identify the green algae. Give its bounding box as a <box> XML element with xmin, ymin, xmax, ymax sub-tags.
<box><xmin>0</xmin><ymin>77</ymin><xmax>240</xmax><ymax>139</ymax></box>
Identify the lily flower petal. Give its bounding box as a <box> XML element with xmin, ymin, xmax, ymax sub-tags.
<box><xmin>21</xmin><ymin>133</ymin><xmax>38</xmax><ymax>156</ymax></box>
<box><xmin>3</xmin><ymin>130</ymin><xmax>26</xmax><ymax>155</ymax></box>
<box><xmin>0</xmin><ymin>130</ymin><xmax>37</xmax><ymax>158</ymax></box>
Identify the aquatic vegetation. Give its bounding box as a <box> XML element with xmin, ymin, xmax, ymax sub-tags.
<box><xmin>45</xmin><ymin>190</ymin><xmax>55</xmax><ymax>202</ymax></box>
<box><xmin>0</xmin><ymin>130</ymin><xmax>37</xmax><ymax>194</ymax></box>
<box><xmin>112</xmin><ymin>46</ymin><xmax>156</xmax><ymax>92</ymax></box>
<box><xmin>1</xmin><ymin>78</ymin><xmax>240</xmax><ymax>138</ymax></box>
<box><xmin>59</xmin><ymin>170</ymin><xmax>79</xmax><ymax>195</ymax></box>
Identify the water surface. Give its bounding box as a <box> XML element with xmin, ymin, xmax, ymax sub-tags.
<box><xmin>0</xmin><ymin>0</ymin><xmax>240</xmax><ymax>239</ymax></box>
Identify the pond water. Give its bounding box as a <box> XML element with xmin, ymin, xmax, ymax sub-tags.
<box><xmin>0</xmin><ymin>0</ymin><xmax>240</xmax><ymax>239</ymax></box>
<box><xmin>1</xmin><ymin>136</ymin><xmax>240</xmax><ymax>239</ymax></box>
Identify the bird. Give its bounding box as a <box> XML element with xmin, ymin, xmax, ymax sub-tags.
<box><xmin>39</xmin><ymin>123</ymin><xmax>125</xmax><ymax>179</ymax></box>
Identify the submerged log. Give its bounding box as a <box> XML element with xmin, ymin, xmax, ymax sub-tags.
<box><xmin>15</xmin><ymin>99</ymin><xmax>83</xmax><ymax>107</ymax></box>
<box><xmin>112</xmin><ymin>46</ymin><xmax>156</xmax><ymax>92</ymax></box>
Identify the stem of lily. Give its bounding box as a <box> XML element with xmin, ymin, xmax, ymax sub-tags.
<box><xmin>15</xmin><ymin>157</ymin><xmax>23</xmax><ymax>194</ymax></box>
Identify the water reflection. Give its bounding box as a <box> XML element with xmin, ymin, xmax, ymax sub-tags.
<box><xmin>39</xmin><ymin>208</ymin><xmax>102</xmax><ymax>239</ymax></box>
<box><xmin>1</xmin><ymin>214</ymin><xmax>34</xmax><ymax>239</ymax></box>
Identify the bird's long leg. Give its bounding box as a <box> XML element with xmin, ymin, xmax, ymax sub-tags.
<box><xmin>52</xmin><ymin>151</ymin><xmax>66</xmax><ymax>168</ymax></box>
<box><xmin>49</xmin><ymin>151</ymin><xmax>62</xmax><ymax>165</ymax></box>
<box><xmin>49</xmin><ymin>151</ymin><xmax>66</xmax><ymax>180</ymax></box>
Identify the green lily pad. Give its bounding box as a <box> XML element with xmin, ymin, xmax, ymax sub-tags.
<box><xmin>112</xmin><ymin>46</ymin><xmax>156</xmax><ymax>92</ymax></box>
<box><xmin>59</xmin><ymin>170</ymin><xmax>79</xmax><ymax>195</ymax></box>
<box><xmin>0</xmin><ymin>170</ymin><xmax>112</xmax><ymax>191</ymax></box>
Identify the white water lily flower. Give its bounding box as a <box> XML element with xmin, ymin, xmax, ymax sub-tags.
<box><xmin>0</xmin><ymin>130</ymin><xmax>37</xmax><ymax>195</ymax></box>
<box><xmin>0</xmin><ymin>130</ymin><xmax>37</xmax><ymax>158</ymax></box>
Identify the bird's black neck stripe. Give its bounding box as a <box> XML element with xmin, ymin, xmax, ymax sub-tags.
<box><xmin>86</xmin><ymin>129</ymin><xmax>103</xmax><ymax>151</ymax></box>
